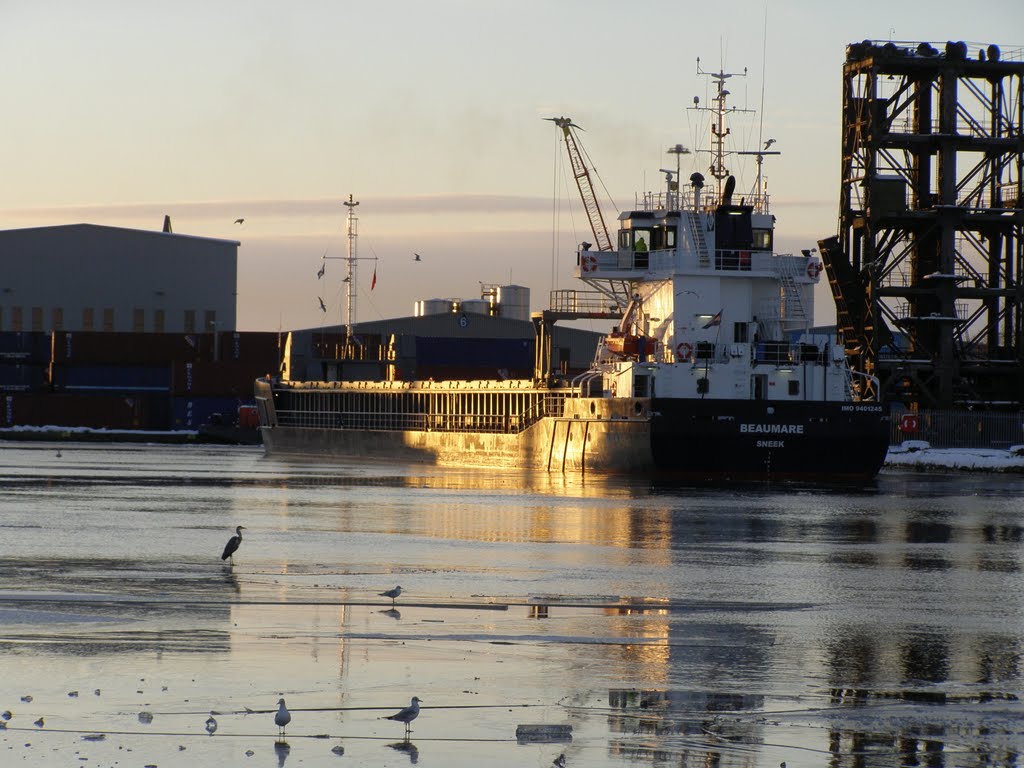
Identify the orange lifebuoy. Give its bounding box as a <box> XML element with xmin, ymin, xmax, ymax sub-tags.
<box><xmin>581</xmin><ymin>254</ymin><xmax>597</xmax><ymax>273</ymax></box>
<box><xmin>676</xmin><ymin>342</ymin><xmax>693</xmax><ymax>361</ymax></box>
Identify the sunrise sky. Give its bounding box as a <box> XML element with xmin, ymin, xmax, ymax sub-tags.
<box><xmin>2</xmin><ymin>0</ymin><xmax>1021</xmax><ymax>331</ymax></box>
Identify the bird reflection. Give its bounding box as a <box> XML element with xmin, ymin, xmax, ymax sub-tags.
<box><xmin>274</xmin><ymin>740</ymin><xmax>290</xmax><ymax>767</ymax></box>
<box><xmin>222</xmin><ymin>568</ymin><xmax>241</xmax><ymax>594</ymax></box>
<box><xmin>388</xmin><ymin>740</ymin><xmax>419</xmax><ymax>764</ymax></box>
<box><xmin>380</xmin><ymin>608</ymin><xmax>401</xmax><ymax>620</ymax></box>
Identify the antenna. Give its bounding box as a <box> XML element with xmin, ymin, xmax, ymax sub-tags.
<box><xmin>343</xmin><ymin>195</ymin><xmax>360</xmax><ymax>337</ymax></box>
<box><xmin>666</xmin><ymin>144</ymin><xmax>690</xmax><ymax>209</ymax></box>
<box><xmin>693</xmin><ymin>59</ymin><xmax>752</xmax><ymax>201</ymax></box>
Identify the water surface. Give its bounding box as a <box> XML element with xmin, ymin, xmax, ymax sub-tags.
<box><xmin>1</xmin><ymin>442</ymin><xmax>1022</xmax><ymax>767</ymax></box>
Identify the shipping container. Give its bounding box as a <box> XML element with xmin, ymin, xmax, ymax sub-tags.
<box><xmin>170</xmin><ymin>396</ymin><xmax>252</xmax><ymax>429</ymax></box>
<box><xmin>0</xmin><ymin>362</ymin><xmax>48</xmax><ymax>391</ymax></box>
<box><xmin>0</xmin><ymin>332</ymin><xmax>51</xmax><ymax>363</ymax></box>
<box><xmin>51</xmin><ymin>364</ymin><xmax>171</xmax><ymax>391</ymax></box>
<box><xmin>218</xmin><ymin>331</ymin><xmax>282</xmax><ymax>367</ymax></box>
<box><xmin>51</xmin><ymin>331</ymin><xmax>208</xmax><ymax>365</ymax></box>
<box><xmin>2</xmin><ymin>392</ymin><xmax>169</xmax><ymax>430</ymax></box>
<box><xmin>171</xmin><ymin>360</ymin><xmax>270</xmax><ymax>396</ymax></box>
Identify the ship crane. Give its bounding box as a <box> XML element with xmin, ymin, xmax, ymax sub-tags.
<box><xmin>546</xmin><ymin>117</ymin><xmax>632</xmax><ymax>310</ymax></box>
<box><xmin>546</xmin><ymin>117</ymin><xmax>614</xmax><ymax>252</ymax></box>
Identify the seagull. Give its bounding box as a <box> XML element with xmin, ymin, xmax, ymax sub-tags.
<box><xmin>274</xmin><ymin>698</ymin><xmax>291</xmax><ymax>740</ymax></box>
<box><xmin>318</xmin><ymin>297</ymin><xmax>327</xmax><ymax>312</ymax></box>
<box><xmin>317</xmin><ymin>260</ymin><xmax>326</xmax><ymax>279</ymax></box>
<box><xmin>384</xmin><ymin>696</ymin><xmax>421</xmax><ymax>736</ymax></box>
<box><xmin>205</xmin><ymin>715</ymin><xmax>218</xmax><ymax>735</ymax></box>
<box><xmin>554</xmin><ymin>754</ymin><xmax>567</xmax><ymax>768</ymax></box>
<box><xmin>221</xmin><ymin>525</ymin><xmax>245</xmax><ymax>563</ymax></box>
<box><xmin>379</xmin><ymin>586</ymin><xmax>402</xmax><ymax>605</ymax></box>
<box><xmin>763</xmin><ymin>138</ymin><xmax>776</xmax><ymax>150</ymax></box>
<box><xmin>34</xmin><ymin>717</ymin><xmax>44</xmax><ymax>728</ymax></box>
<box><xmin>234</xmin><ymin>218</ymin><xmax>245</xmax><ymax>225</ymax></box>
<box><xmin>413</xmin><ymin>253</ymin><xmax>422</xmax><ymax>261</ymax></box>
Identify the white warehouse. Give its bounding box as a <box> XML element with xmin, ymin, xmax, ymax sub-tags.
<box><xmin>0</xmin><ymin>223</ymin><xmax>239</xmax><ymax>333</ymax></box>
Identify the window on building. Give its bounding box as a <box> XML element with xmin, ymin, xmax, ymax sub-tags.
<box><xmin>31</xmin><ymin>306</ymin><xmax>43</xmax><ymax>332</ymax></box>
<box><xmin>204</xmin><ymin>310</ymin><xmax>217</xmax><ymax>333</ymax></box>
<box><xmin>184</xmin><ymin>309</ymin><xmax>196</xmax><ymax>333</ymax></box>
<box><xmin>12</xmin><ymin>306</ymin><xmax>23</xmax><ymax>332</ymax></box>
<box><xmin>102</xmin><ymin>308</ymin><xmax>115</xmax><ymax>331</ymax></box>
<box><xmin>154</xmin><ymin>308</ymin><xmax>165</xmax><ymax>333</ymax></box>
<box><xmin>733</xmin><ymin>322</ymin><xmax>749</xmax><ymax>343</ymax></box>
<box><xmin>83</xmin><ymin>307</ymin><xmax>95</xmax><ymax>330</ymax></box>
<box><xmin>52</xmin><ymin>307</ymin><xmax>64</xmax><ymax>330</ymax></box>
<box><xmin>133</xmin><ymin>308</ymin><xmax>145</xmax><ymax>332</ymax></box>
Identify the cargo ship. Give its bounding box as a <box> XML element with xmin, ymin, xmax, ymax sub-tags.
<box><xmin>256</xmin><ymin>65</ymin><xmax>889</xmax><ymax>480</ymax></box>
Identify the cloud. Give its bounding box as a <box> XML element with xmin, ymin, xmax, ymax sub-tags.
<box><xmin>1</xmin><ymin>194</ymin><xmax>551</xmax><ymax>223</ymax></box>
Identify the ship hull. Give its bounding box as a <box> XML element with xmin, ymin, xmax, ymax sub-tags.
<box><xmin>257</xmin><ymin>381</ymin><xmax>888</xmax><ymax>480</ymax></box>
<box><xmin>649</xmin><ymin>398</ymin><xmax>889</xmax><ymax>480</ymax></box>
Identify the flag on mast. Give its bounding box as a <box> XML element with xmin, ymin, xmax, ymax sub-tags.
<box><xmin>371</xmin><ymin>266</ymin><xmax>377</xmax><ymax>291</ymax></box>
<box><xmin>702</xmin><ymin>310</ymin><xmax>722</xmax><ymax>329</ymax></box>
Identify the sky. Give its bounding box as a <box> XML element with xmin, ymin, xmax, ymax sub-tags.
<box><xmin>2</xmin><ymin>1</ymin><xmax>1022</xmax><ymax>332</ymax></box>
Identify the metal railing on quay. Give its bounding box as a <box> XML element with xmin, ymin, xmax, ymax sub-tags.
<box><xmin>891</xmin><ymin>409</ymin><xmax>1024</xmax><ymax>449</ymax></box>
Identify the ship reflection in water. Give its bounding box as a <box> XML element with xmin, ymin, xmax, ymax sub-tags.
<box><xmin>0</xmin><ymin>444</ymin><xmax>1022</xmax><ymax>767</ymax></box>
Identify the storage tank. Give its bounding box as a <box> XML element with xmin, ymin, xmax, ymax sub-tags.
<box><xmin>459</xmin><ymin>299</ymin><xmax>491</xmax><ymax>316</ymax></box>
<box><xmin>495</xmin><ymin>285</ymin><xmax>530</xmax><ymax>321</ymax></box>
<box><xmin>414</xmin><ymin>299</ymin><xmax>454</xmax><ymax>317</ymax></box>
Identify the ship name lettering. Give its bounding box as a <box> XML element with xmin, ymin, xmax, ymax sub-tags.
<box><xmin>740</xmin><ymin>423</ymin><xmax>804</xmax><ymax>435</ymax></box>
<box><xmin>757</xmin><ymin>440</ymin><xmax>785</xmax><ymax>448</ymax></box>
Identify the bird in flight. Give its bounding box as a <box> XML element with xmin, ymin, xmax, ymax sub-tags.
<box><xmin>413</xmin><ymin>253</ymin><xmax>422</xmax><ymax>261</ymax></box>
<box><xmin>383</xmin><ymin>696</ymin><xmax>421</xmax><ymax>736</ymax></box>
<box><xmin>763</xmin><ymin>138</ymin><xmax>776</xmax><ymax>150</ymax></box>
<box><xmin>379</xmin><ymin>585</ymin><xmax>402</xmax><ymax>605</ymax></box>
<box><xmin>317</xmin><ymin>258</ymin><xmax>326</xmax><ymax>279</ymax></box>
<box><xmin>318</xmin><ymin>297</ymin><xmax>327</xmax><ymax>312</ymax></box>
<box><xmin>274</xmin><ymin>698</ymin><xmax>291</xmax><ymax>740</ymax></box>
<box><xmin>234</xmin><ymin>218</ymin><xmax>244</xmax><ymax>225</ymax></box>
<box><xmin>221</xmin><ymin>525</ymin><xmax>245</xmax><ymax>563</ymax></box>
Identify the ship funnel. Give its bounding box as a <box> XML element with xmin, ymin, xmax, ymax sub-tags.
<box><xmin>723</xmin><ymin>175</ymin><xmax>736</xmax><ymax>206</ymax></box>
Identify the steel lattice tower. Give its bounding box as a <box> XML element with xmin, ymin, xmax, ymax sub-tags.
<box><xmin>819</xmin><ymin>40</ymin><xmax>1024</xmax><ymax>409</ymax></box>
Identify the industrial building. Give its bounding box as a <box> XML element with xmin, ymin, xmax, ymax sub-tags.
<box><xmin>287</xmin><ymin>285</ymin><xmax>603</xmax><ymax>384</ymax></box>
<box><xmin>0</xmin><ymin>223</ymin><xmax>239</xmax><ymax>334</ymax></box>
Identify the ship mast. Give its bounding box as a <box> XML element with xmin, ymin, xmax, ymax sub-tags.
<box><xmin>694</xmin><ymin>59</ymin><xmax>751</xmax><ymax>202</ymax></box>
<box><xmin>343</xmin><ymin>194</ymin><xmax>359</xmax><ymax>337</ymax></box>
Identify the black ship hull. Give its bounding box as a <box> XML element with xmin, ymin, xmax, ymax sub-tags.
<box><xmin>650</xmin><ymin>398</ymin><xmax>889</xmax><ymax>480</ymax></box>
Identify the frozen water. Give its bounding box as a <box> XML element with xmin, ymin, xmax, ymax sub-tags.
<box><xmin>0</xmin><ymin>442</ymin><xmax>1023</xmax><ymax>767</ymax></box>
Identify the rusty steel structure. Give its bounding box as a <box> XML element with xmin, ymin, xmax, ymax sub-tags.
<box><xmin>820</xmin><ymin>40</ymin><xmax>1024</xmax><ymax>409</ymax></box>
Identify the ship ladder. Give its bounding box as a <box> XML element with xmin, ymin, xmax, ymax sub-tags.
<box><xmin>688</xmin><ymin>211</ymin><xmax>710</xmax><ymax>267</ymax></box>
<box><xmin>779</xmin><ymin>271</ymin><xmax>808</xmax><ymax>329</ymax></box>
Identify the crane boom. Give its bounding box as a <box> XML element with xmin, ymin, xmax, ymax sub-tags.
<box><xmin>548</xmin><ymin>117</ymin><xmax>614</xmax><ymax>252</ymax></box>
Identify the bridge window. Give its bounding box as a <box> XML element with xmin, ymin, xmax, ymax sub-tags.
<box><xmin>753</xmin><ymin>228</ymin><xmax>772</xmax><ymax>250</ymax></box>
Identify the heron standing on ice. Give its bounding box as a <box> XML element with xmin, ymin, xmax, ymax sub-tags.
<box><xmin>221</xmin><ymin>526</ymin><xmax>246</xmax><ymax>563</ymax></box>
<box><xmin>384</xmin><ymin>696</ymin><xmax>421</xmax><ymax>736</ymax></box>
<box><xmin>274</xmin><ymin>698</ymin><xmax>291</xmax><ymax>740</ymax></box>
